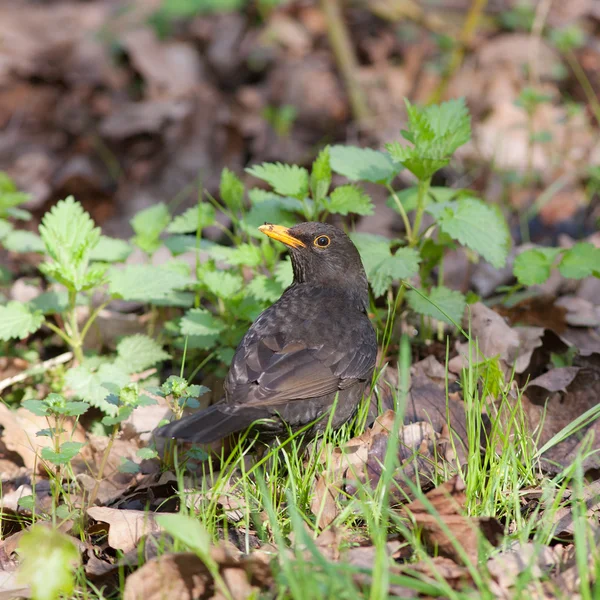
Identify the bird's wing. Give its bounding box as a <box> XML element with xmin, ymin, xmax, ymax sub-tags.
<box><xmin>225</xmin><ymin>328</ymin><xmax>375</xmax><ymax>407</ymax></box>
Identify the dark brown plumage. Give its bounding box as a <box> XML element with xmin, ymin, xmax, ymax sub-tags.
<box><xmin>157</xmin><ymin>222</ymin><xmax>377</xmax><ymax>444</ymax></box>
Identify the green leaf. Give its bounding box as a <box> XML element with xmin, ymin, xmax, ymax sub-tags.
<box><xmin>200</xmin><ymin>269</ymin><xmax>244</xmax><ymax>298</ymax></box>
<box><xmin>349</xmin><ymin>233</ymin><xmax>420</xmax><ymax>297</ymax></box>
<box><xmin>65</xmin><ymin>363</ymin><xmax>129</xmax><ymax>416</ymax></box>
<box><xmin>156</xmin><ymin>513</ymin><xmax>211</xmax><ymax>556</ymax></box>
<box><xmin>386</xmin><ymin>98</ymin><xmax>471</xmax><ymax>180</ymax></box>
<box><xmin>131</xmin><ymin>202</ymin><xmax>170</xmax><ymax>254</ymax></box>
<box><xmin>22</xmin><ymin>399</ymin><xmax>49</xmax><ymax>416</ymax></box>
<box><xmin>407</xmin><ymin>286</ymin><xmax>466</xmax><ymax>326</ymax></box>
<box><xmin>240</xmin><ymin>200</ymin><xmax>297</xmax><ymax>239</ymax></box>
<box><xmin>42</xmin><ymin>441</ymin><xmax>85</xmax><ymax>465</ymax></box>
<box><xmin>115</xmin><ymin>335</ymin><xmax>171</xmax><ymax>374</ymax></box>
<box><xmin>369</xmin><ymin>248</ymin><xmax>421</xmax><ymax>297</ymax></box>
<box><xmin>29</xmin><ymin>290</ymin><xmax>70</xmax><ymax>314</ymax></box>
<box><xmin>166</xmin><ymin>203</ymin><xmax>216</xmax><ymax>234</ymax></box>
<box><xmin>247</xmin><ymin>274</ymin><xmax>283</xmax><ymax>302</ymax></box>
<box><xmin>219</xmin><ymin>168</ymin><xmax>245</xmax><ymax>212</ymax></box>
<box><xmin>2</xmin><ymin>230</ymin><xmax>45</xmax><ymax>253</ymax></box>
<box><xmin>429</xmin><ymin>198</ymin><xmax>510</xmax><ymax>268</ymax></box>
<box><xmin>62</xmin><ymin>401</ymin><xmax>90</xmax><ymax>417</ymax></box>
<box><xmin>89</xmin><ymin>236</ymin><xmax>132</xmax><ymax>262</ymax></box>
<box><xmin>180</xmin><ymin>308</ymin><xmax>226</xmax><ymax>336</ymax></box>
<box><xmin>38</xmin><ymin>197</ymin><xmax>104</xmax><ymax>291</ymax></box>
<box><xmin>0</xmin><ymin>172</ymin><xmax>30</xmax><ymax>217</ymax></box>
<box><xmin>310</xmin><ymin>146</ymin><xmax>331</xmax><ymax>203</ymax></box>
<box><xmin>108</xmin><ymin>264</ymin><xmax>191</xmax><ymax>302</ymax></box>
<box><xmin>137</xmin><ymin>447</ymin><xmax>159</xmax><ymax>460</ymax></box>
<box><xmin>514</xmin><ymin>248</ymin><xmax>561</xmax><ymax>285</ymax></box>
<box><xmin>246</xmin><ymin>162</ymin><xmax>309</xmax><ymax>199</ymax></box>
<box><xmin>118</xmin><ymin>458</ymin><xmax>140</xmax><ymax>473</ymax></box>
<box><xmin>210</xmin><ymin>242</ymin><xmax>263</xmax><ymax>267</ymax></box>
<box><xmin>329</xmin><ymin>145</ymin><xmax>401</xmax><ymax>183</ymax></box>
<box><xmin>0</xmin><ymin>218</ymin><xmax>12</xmax><ymax>240</ymax></box>
<box><xmin>274</xmin><ymin>257</ymin><xmax>293</xmax><ymax>288</ymax></box>
<box><xmin>17</xmin><ymin>525</ymin><xmax>80</xmax><ymax>600</ymax></box>
<box><xmin>559</xmin><ymin>243</ymin><xmax>600</xmax><ymax>279</ymax></box>
<box><xmin>0</xmin><ymin>302</ymin><xmax>44</xmax><ymax>341</ymax></box>
<box><xmin>327</xmin><ymin>185</ymin><xmax>374</xmax><ymax>216</ymax></box>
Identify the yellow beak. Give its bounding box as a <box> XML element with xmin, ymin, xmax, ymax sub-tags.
<box><xmin>258</xmin><ymin>223</ymin><xmax>306</xmax><ymax>248</ymax></box>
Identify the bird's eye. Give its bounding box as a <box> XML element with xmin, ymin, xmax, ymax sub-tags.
<box><xmin>314</xmin><ymin>235</ymin><xmax>330</xmax><ymax>248</ymax></box>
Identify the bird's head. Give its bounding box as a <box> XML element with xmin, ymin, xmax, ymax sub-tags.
<box><xmin>259</xmin><ymin>222</ymin><xmax>369</xmax><ymax>310</ymax></box>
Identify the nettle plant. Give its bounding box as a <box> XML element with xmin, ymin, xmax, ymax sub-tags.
<box><xmin>0</xmin><ymin>97</ymin><xmax>521</xmax><ymax>468</ymax></box>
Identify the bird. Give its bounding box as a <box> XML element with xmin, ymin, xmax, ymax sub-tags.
<box><xmin>157</xmin><ymin>222</ymin><xmax>377</xmax><ymax>444</ymax></box>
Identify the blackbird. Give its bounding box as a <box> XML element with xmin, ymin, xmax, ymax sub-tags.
<box><xmin>157</xmin><ymin>222</ymin><xmax>377</xmax><ymax>444</ymax></box>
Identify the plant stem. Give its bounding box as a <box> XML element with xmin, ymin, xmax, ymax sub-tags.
<box><xmin>321</xmin><ymin>0</ymin><xmax>370</xmax><ymax>123</ymax></box>
<box><xmin>88</xmin><ymin>424</ymin><xmax>118</xmax><ymax>507</ymax></box>
<box><xmin>386</xmin><ymin>184</ymin><xmax>413</xmax><ymax>242</ymax></box>
<box><xmin>67</xmin><ymin>290</ymin><xmax>84</xmax><ymax>364</ymax></box>
<box><xmin>565</xmin><ymin>50</ymin><xmax>600</xmax><ymax>128</ymax></box>
<box><xmin>411</xmin><ymin>177</ymin><xmax>431</xmax><ymax>247</ymax></box>
<box><xmin>45</xmin><ymin>322</ymin><xmax>75</xmax><ymax>349</ymax></box>
<box><xmin>79</xmin><ymin>300</ymin><xmax>110</xmax><ymax>347</ymax></box>
<box><xmin>429</xmin><ymin>0</ymin><xmax>488</xmax><ymax>104</ymax></box>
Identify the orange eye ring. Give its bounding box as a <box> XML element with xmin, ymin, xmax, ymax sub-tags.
<box><xmin>314</xmin><ymin>235</ymin><xmax>331</xmax><ymax>248</ymax></box>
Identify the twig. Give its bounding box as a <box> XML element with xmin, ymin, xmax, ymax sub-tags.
<box><xmin>428</xmin><ymin>0</ymin><xmax>488</xmax><ymax>104</ymax></box>
<box><xmin>320</xmin><ymin>0</ymin><xmax>370</xmax><ymax>123</ymax></box>
<box><xmin>0</xmin><ymin>352</ymin><xmax>73</xmax><ymax>393</ymax></box>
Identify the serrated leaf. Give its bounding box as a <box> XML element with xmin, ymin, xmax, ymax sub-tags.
<box><xmin>200</xmin><ymin>269</ymin><xmax>244</xmax><ymax>298</ymax></box>
<box><xmin>247</xmin><ymin>274</ymin><xmax>283</xmax><ymax>302</ymax></box>
<box><xmin>310</xmin><ymin>146</ymin><xmax>331</xmax><ymax>203</ymax></box>
<box><xmin>246</xmin><ymin>162</ymin><xmax>309</xmax><ymax>198</ymax></box>
<box><xmin>65</xmin><ymin>363</ymin><xmax>129</xmax><ymax>416</ymax></box>
<box><xmin>407</xmin><ymin>286</ymin><xmax>466</xmax><ymax>326</ymax></box>
<box><xmin>210</xmin><ymin>243</ymin><xmax>263</xmax><ymax>267</ymax></box>
<box><xmin>2</xmin><ymin>230</ymin><xmax>45</xmax><ymax>253</ymax></box>
<box><xmin>29</xmin><ymin>290</ymin><xmax>70</xmax><ymax>314</ymax></box>
<box><xmin>349</xmin><ymin>234</ymin><xmax>420</xmax><ymax>297</ymax></box>
<box><xmin>514</xmin><ymin>248</ymin><xmax>561</xmax><ymax>285</ymax></box>
<box><xmin>327</xmin><ymin>184</ymin><xmax>374</xmax><ymax>216</ymax></box>
<box><xmin>429</xmin><ymin>198</ymin><xmax>510</xmax><ymax>268</ymax></box>
<box><xmin>22</xmin><ymin>399</ymin><xmax>49</xmax><ymax>416</ymax></box>
<box><xmin>559</xmin><ymin>242</ymin><xmax>600</xmax><ymax>279</ymax></box>
<box><xmin>62</xmin><ymin>401</ymin><xmax>90</xmax><ymax>417</ymax></box>
<box><xmin>219</xmin><ymin>168</ymin><xmax>245</xmax><ymax>212</ymax></box>
<box><xmin>0</xmin><ymin>302</ymin><xmax>44</xmax><ymax>341</ymax></box>
<box><xmin>274</xmin><ymin>257</ymin><xmax>293</xmax><ymax>287</ymax></box>
<box><xmin>329</xmin><ymin>145</ymin><xmax>401</xmax><ymax>183</ymax></box>
<box><xmin>41</xmin><ymin>441</ymin><xmax>85</xmax><ymax>465</ymax></box>
<box><xmin>166</xmin><ymin>203</ymin><xmax>216</xmax><ymax>234</ymax></box>
<box><xmin>90</xmin><ymin>236</ymin><xmax>132</xmax><ymax>262</ymax></box>
<box><xmin>38</xmin><ymin>197</ymin><xmax>102</xmax><ymax>291</ymax></box>
<box><xmin>180</xmin><ymin>308</ymin><xmax>226</xmax><ymax>336</ymax></box>
<box><xmin>115</xmin><ymin>335</ymin><xmax>171</xmax><ymax>374</ymax></box>
<box><xmin>240</xmin><ymin>200</ymin><xmax>298</xmax><ymax>239</ymax></box>
<box><xmin>108</xmin><ymin>264</ymin><xmax>191</xmax><ymax>302</ymax></box>
<box><xmin>17</xmin><ymin>525</ymin><xmax>80</xmax><ymax>600</ymax></box>
<box><xmin>131</xmin><ymin>202</ymin><xmax>170</xmax><ymax>254</ymax></box>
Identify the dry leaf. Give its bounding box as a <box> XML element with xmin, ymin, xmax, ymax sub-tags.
<box><xmin>87</xmin><ymin>507</ymin><xmax>161</xmax><ymax>554</ymax></box>
<box><xmin>404</xmin><ymin>475</ymin><xmax>502</xmax><ymax>565</ymax></box>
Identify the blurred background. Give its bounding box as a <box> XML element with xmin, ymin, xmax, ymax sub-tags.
<box><xmin>1</xmin><ymin>0</ymin><xmax>599</xmax><ymax>244</ymax></box>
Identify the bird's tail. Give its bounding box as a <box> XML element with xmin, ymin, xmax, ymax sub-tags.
<box><xmin>156</xmin><ymin>403</ymin><xmax>264</xmax><ymax>444</ymax></box>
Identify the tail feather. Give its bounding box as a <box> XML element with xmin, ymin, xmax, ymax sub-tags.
<box><xmin>156</xmin><ymin>404</ymin><xmax>265</xmax><ymax>444</ymax></box>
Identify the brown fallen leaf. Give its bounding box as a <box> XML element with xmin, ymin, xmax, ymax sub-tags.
<box><xmin>123</xmin><ymin>547</ymin><xmax>272</xmax><ymax>600</ymax></box>
<box><xmin>87</xmin><ymin>507</ymin><xmax>161</xmax><ymax>554</ymax></box>
<box><xmin>404</xmin><ymin>475</ymin><xmax>502</xmax><ymax>565</ymax></box>
<box><xmin>521</xmin><ymin>360</ymin><xmax>600</xmax><ymax>473</ymax></box>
